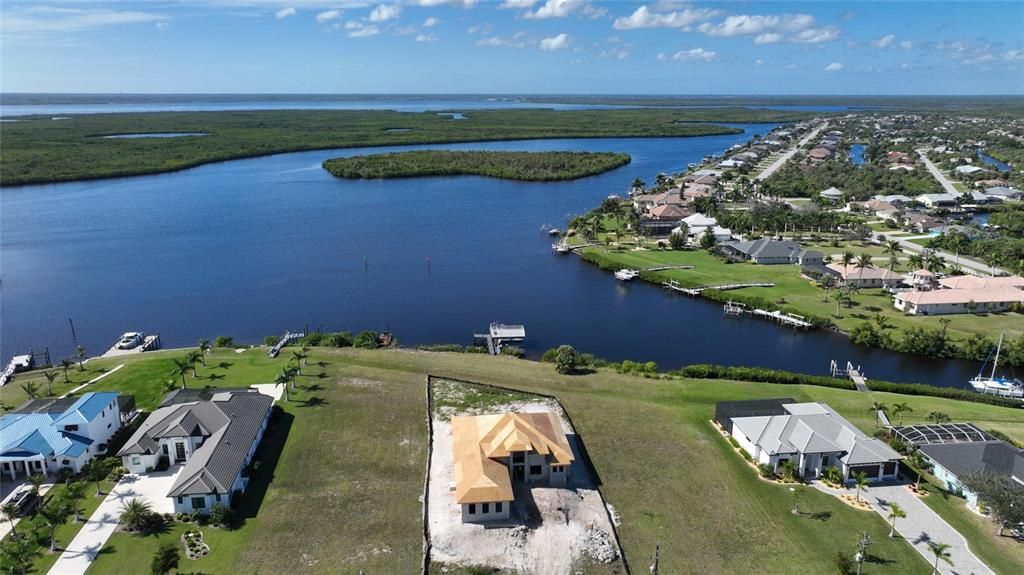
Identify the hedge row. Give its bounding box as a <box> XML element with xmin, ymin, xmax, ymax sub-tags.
<box><xmin>678</xmin><ymin>364</ymin><xmax>1022</xmax><ymax>409</ymax></box>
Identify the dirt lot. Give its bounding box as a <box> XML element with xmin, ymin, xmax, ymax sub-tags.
<box><xmin>428</xmin><ymin>398</ymin><xmax>621</xmax><ymax>574</ymax></box>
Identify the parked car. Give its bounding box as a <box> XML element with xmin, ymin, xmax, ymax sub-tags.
<box><xmin>6</xmin><ymin>487</ymin><xmax>39</xmax><ymax>516</ymax></box>
<box><xmin>115</xmin><ymin>332</ymin><xmax>143</xmax><ymax>349</ymax></box>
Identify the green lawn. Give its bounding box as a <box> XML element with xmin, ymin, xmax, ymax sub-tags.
<box><xmin>6</xmin><ymin>348</ymin><xmax>1019</xmax><ymax>574</ymax></box>
<box><xmin>576</xmin><ymin>243</ymin><xmax>1023</xmax><ymax>345</ymax></box>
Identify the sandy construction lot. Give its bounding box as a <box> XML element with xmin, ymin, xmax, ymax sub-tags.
<box><xmin>428</xmin><ymin>399</ymin><xmax>619</xmax><ymax>574</ymax></box>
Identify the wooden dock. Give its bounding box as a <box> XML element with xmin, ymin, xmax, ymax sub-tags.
<box><xmin>831</xmin><ymin>360</ymin><xmax>869</xmax><ymax>392</ymax></box>
<box><xmin>664</xmin><ymin>280</ymin><xmax>775</xmax><ymax>296</ymax></box>
<box><xmin>474</xmin><ymin>323</ymin><xmax>526</xmax><ymax>355</ymax></box>
<box><xmin>268</xmin><ymin>331</ymin><xmax>305</xmax><ymax>358</ymax></box>
<box><xmin>750</xmin><ymin>309</ymin><xmax>812</xmax><ymax>329</ymax></box>
<box><xmin>645</xmin><ymin>265</ymin><xmax>695</xmax><ymax>272</ymax></box>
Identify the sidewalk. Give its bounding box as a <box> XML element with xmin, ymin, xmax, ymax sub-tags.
<box><xmin>811</xmin><ymin>480</ymin><xmax>994</xmax><ymax>575</ymax></box>
<box><xmin>48</xmin><ymin>468</ymin><xmax>181</xmax><ymax>575</ymax></box>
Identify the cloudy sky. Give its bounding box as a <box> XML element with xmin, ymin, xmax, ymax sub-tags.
<box><xmin>2</xmin><ymin>1</ymin><xmax>1022</xmax><ymax>94</ymax></box>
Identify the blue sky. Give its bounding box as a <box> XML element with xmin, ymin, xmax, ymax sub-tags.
<box><xmin>2</xmin><ymin>1</ymin><xmax>1022</xmax><ymax>94</ymax></box>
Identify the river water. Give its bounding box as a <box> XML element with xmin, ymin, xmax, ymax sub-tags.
<box><xmin>0</xmin><ymin>123</ymin><xmax>982</xmax><ymax>387</ymax></box>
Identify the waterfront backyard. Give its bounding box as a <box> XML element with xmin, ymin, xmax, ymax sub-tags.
<box><xmin>4</xmin><ymin>347</ymin><xmax>1021</xmax><ymax>574</ymax></box>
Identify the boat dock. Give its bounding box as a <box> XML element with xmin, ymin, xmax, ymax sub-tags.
<box><xmin>474</xmin><ymin>323</ymin><xmax>526</xmax><ymax>355</ymax></box>
<box><xmin>720</xmin><ymin>302</ymin><xmax>812</xmax><ymax>329</ymax></box>
<box><xmin>831</xmin><ymin>360</ymin><xmax>870</xmax><ymax>392</ymax></box>
<box><xmin>268</xmin><ymin>331</ymin><xmax>305</xmax><ymax>358</ymax></box>
<box><xmin>645</xmin><ymin>265</ymin><xmax>695</xmax><ymax>272</ymax></box>
<box><xmin>664</xmin><ymin>280</ymin><xmax>775</xmax><ymax>296</ymax></box>
<box><xmin>0</xmin><ymin>351</ymin><xmax>42</xmax><ymax>387</ymax></box>
<box><xmin>101</xmin><ymin>334</ymin><xmax>162</xmax><ymax>358</ymax></box>
<box><xmin>552</xmin><ymin>241</ymin><xmax>599</xmax><ymax>254</ymax></box>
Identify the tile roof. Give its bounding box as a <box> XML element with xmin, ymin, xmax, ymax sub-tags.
<box><xmin>118</xmin><ymin>391</ymin><xmax>272</xmax><ymax>497</ymax></box>
<box><xmin>452</xmin><ymin>412</ymin><xmax>574</xmax><ymax>505</ymax></box>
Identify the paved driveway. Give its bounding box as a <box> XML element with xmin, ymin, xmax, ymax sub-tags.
<box><xmin>48</xmin><ymin>467</ymin><xmax>182</xmax><ymax>575</ymax></box>
<box><xmin>0</xmin><ymin>479</ymin><xmax>54</xmax><ymax>541</ymax></box>
<box><xmin>813</xmin><ymin>481</ymin><xmax>994</xmax><ymax>575</ymax></box>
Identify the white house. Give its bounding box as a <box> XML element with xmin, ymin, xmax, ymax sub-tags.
<box><xmin>819</xmin><ymin>187</ymin><xmax>844</xmax><ymax>201</ymax></box>
<box><xmin>955</xmin><ymin>165</ymin><xmax>986</xmax><ymax>176</ymax></box>
<box><xmin>1</xmin><ymin>392</ymin><xmax>122</xmax><ymax>480</ymax></box>
<box><xmin>451</xmin><ymin>412</ymin><xmax>574</xmax><ymax>523</ymax></box>
<box><xmin>826</xmin><ymin>263</ymin><xmax>903</xmax><ymax>288</ymax></box>
<box><xmin>894</xmin><ymin>275</ymin><xmax>1024</xmax><ymax>315</ymax></box>
<box><xmin>718</xmin><ymin>400</ymin><xmax>902</xmax><ymax>482</ymax></box>
<box><xmin>915</xmin><ymin>193</ymin><xmax>957</xmax><ymax>208</ymax></box>
<box><xmin>118</xmin><ymin>390</ymin><xmax>272</xmax><ymax>514</ymax></box>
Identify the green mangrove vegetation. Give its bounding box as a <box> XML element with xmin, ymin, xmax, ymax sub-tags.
<box><xmin>323</xmin><ymin>150</ymin><xmax>631</xmax><ymax>181</ymax></box>
<box><xmin>0</xmin><ymin>108</ymin><xmax>816</xmax><ymax>186</ymax></box>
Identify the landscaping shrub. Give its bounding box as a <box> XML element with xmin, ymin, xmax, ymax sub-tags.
<box><xmin>616</xmin><ymin>359</ymin><xmax>659</xmax><ymax>376</ymax></box>
<box><xmin>758</xmin><ymin>463</ymin><xmax>774</xmax><ymax>478</ymax></box>
<box><xmin>555</xmin><ymin>345</ymin><xmax>577</xmax><ymax>375</ymax></box>
<box><xmin>213</xmin><ymin>336</ymin><xmax>235</xmax><ymax>348</ymax></box>
<box><xmin>540</xmin><ymin>348</ymin><xmax>558</xmax><ymax>363</ymax></box>
<box><xmin>208</xmin><ymin>503</ymin><xmax>233</xmax><ymax>528</ymax></box>
<box><xmin>353</xmin><ymin>330</ymin><xmax>379</xmax><ymax>349</ymax></box>
<box><xmin>320</xmin><ymin>332</ymin><xmax>354</xmax><ymax>347</ymax></box>
<box><xmin>500</xmin><ymin>346</ymin><xmax>525</xmax><ymax>358</ymax></box>
<box><xmin>151</xmin><ymin>541</ymin><xmax>180</xmax><ymax>575</ymax></box>
<box><xmin>728</xmin><ymin>437</ymin><xmax>740</xmax><ymax>448</ymax></box>
<box><xmin>263</xmin><ymin>335</ymin><xmax>280</xmax><ymax>347</ymax></box>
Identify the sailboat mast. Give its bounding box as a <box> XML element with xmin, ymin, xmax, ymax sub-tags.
<box><xmin>991</xmin><ymin>333</ymin><xmax>1003</xmax><ymax>380</ymax></box>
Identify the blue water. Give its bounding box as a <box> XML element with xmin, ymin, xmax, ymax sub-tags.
<box><xmin>977</xmin><ymin>151</ymin><xmax>1010</xmax><ymax>171</ymax></box>
<box><xmin>101</xmin><ymin>132</ymin><xmax>208</xmax><ymax>139</ymax></box>
<box><xmin>0</xmin><ymin>96</ymin><xmax>856</xmax><ymax>117</ymax></box>
<box><xmin>850</xmin><ymin>144</ymin><xmax>866</xmax><ymax>165</ymax></box>
<box><xmin>0</xmin><ymin>123</ymin><xmax>980</xmax><ymax>387</ymax></box>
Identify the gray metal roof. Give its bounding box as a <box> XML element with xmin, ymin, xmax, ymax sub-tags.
<box><xmin>920</xmin><ymin>441</ymin><xmax>1024</xmax><ymax>481</ymax></box>
<box><xmin>721</xmin><ymin>238</ymin><xmax>802</xmax><ymax>260</ymax></box>
<box><xmin>118</xmin><ymin>391</ymin><xmax>272</xmax><ymax>497</ymax></box>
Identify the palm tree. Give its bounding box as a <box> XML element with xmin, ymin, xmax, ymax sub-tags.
<box><xmin>83</xmin><ymin>459</ymin><xmax>107</xmax><ymax>496</ymax></box>
<box><xmin>927</xmin><ymin>541</ymin><xmax>953</xmax><ymax>575</ymax></box>
<box><xmin>291</xmin><ymin>351</ymin><xmax>307</xmax><ymax>376</ymax></box>
<box><xmin>184</xmin><ymin>350</ymin><xmax>202</xmax><ymax>377</ymax></box>
<box><xmin>853</xmin><ymin>471</ymin><xmax>869</xmax><ymax>503</ymax></box>
<box><xmin>20</xmin><ymin>381</ymin><xmax>40</xmax><ymax>400</ymax></box>
<box><xmin>887</xmin><ymin>502</ymin><xmax>906</xmax><ymax>537</ymax></box>
<box><xmin>1</xmin><ymin>535</ymin><xmax>40</xmax><ymax>572</ymax></box>
<box><xmin>63</xmin><ymin>481</ymin><xmax>87</xmax><ymax>522</ymax></box>
<box><xmin>198</xmin><ymin>338</ymin><xmax>210</xmax><ymax>366</ymax></box>
<box><xmin>284</xmin><ymin>366</ymin><xmax>298</xmax><ymax>390</ymax></box>
<box><xmin>59</xmin><ymin>358</ymin><xmax>73</xmax><ymax>383</ymax></box>
<box><xmin>28</xmin><ymin>473</ymin><xmax>45</xmax><ymax>495</ymax></box>
<box><xmin>855</xmin><ymin>253</ymin><xmax>873</xmax><ymax>287</ymax></box>
<box><xmin>841</xmin><ymin>250</ymin><xmax>856</xmax><ymax>284</ymax></box>
<box><xmin>892</xmin><ymin>402</ymin><xmax>913</xmax><ymax>426</ymax></box>
<box><xmin>38</xmin><ymin>502</ymin><xmax>70</xmax><ymax>552</ymax></box>
<box><xmin>119</xmin><ymin>498</ymin><xmax>153</xmax><ymax>532</ymax></box>
<box><xmin>42</xmin><ymin>371</ymin><xmax>58</xmax><ymax>397</ymax></box>
<box><xmin>869</xmin><ymin>401</ymin><xmax>888</xmax><ymax>427</ymax></box>
<box><xmin>926</xmin><ymin>411</ymin><xmax>950</xmax><ymax>424</ymax></box>
<box><xmin>1</xmin><ymin>502</ymin><xmax>20</xmax><ymax>538</ymax></box>
<box><xmin>925</xmin><ymin>252</ymin><xmax>947</xmax><ymax>273</ymax></box>
<box><xmin>939</xmin><ymin>317</ymin><xmax>952</xmax><ymax>338</ymax></box>
<box><xmin>907</xmin><ymin>253</ymin><xmax>925</xmax><ymax>271</ymax></box>
<box><xmin>274</xmin><ymin>372</ymin><xmax>291</xmax><ymax>402</ymax></box>
<box><xmin>75</xmin><ymin>345</ymin><xmax>87</xmax><ymax>371</ymax></box>
<box><xmin>872</xmin><ymin>312</ymin><xmax>891</xmax><ymax>330</ymax></box>
<box><xmin>171</xmin><ymin>358</ymin><xmax>191</xmax><ymax>389</ymax></box>
<box><xmin>818</xmin><ymin>276</ymin><xmax>836</xmax><ymax>302</ymax></box>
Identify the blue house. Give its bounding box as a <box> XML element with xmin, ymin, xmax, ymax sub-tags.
<box><xmin>1</xmin><ymin>392</ymin><xmax>122</xmax><ymax>480</ymax></box>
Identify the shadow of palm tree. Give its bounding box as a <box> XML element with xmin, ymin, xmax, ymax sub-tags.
<box><xmin>215</xmin><ymin>362</ymin><xmax>233</xmax><ymax>370</ymax></box>
<box><xmin>206</xmin><ymin>373</ymin><xmax>226</xmax><ymax>382</ymax></box>
<box><xmin>316</xmin><ymin>361</ymin><xmax>330</xmax><ymax>368</ymax></box>
<box><xmin>303</xmin><ymin>384</ymin><xmax>324</xmax><ymax>392</ymax></box>
<box><xmin>297</xmin><ymin>397</ymin><xmax>326</xmax><ymax>408</ymax></box>
<box><xmin>316</xmin><ymin>372</ymin><xmax>328</xmax><ymax>379</ymax></box>
<box><xmin>809</xmin><ymin>511</ymin><xmax>832</xmax><ymax>521</ymax></box>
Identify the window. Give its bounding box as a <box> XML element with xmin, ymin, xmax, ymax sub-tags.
<box><xmin>468</xmin><ymin>504</ymin><xmax>476</xmax><ymax>515</ymax></box>
<box><xmin>530</xmin><ymin>465</ymin><xmax>542</xmax><ymax>476</ymax></box>
<box><xmin>214</xmin><ymin>493</ymin><xmax>221</xmax><ymax>502</ymax></box>
<box><xmin>132</xmin><ymin>456</ymin><xmax>141</xmax><ymax>466</ymax></box>
<box><xmin>482</xmin><ymin>503</ymin><xmax>489</xmax><ymax>513</ymax></box>
<box><xmin>495</xmin><ymin>502</ymin><xmax>502</xmax><ymax>513</ymax></box>
<box><xmin>512</xmin><ymin>452</ymin><xmax>524</xmax><ymax>463</ymax></box>
<box><xmin>191</xmin><ymin>497</ymin><xmax>206</xmax><ymax>510</ymax></box>
<box><xmin>177</xmin><ymin>496</ymin><xmax>183</xmax><ymax>504</ymax></box>
<box><xmin>65</xmin><ymin>424</ymin><xmax>79</xmax><ymax>432</ymax></box>
<box><xmin>552</xmin><ymin>466</ymin><xmax>562</xmax><ymax>474</ymax></box>
<box><xmin>62</xmin><ymin>459</ymin><xmax>69</xmax><ymax>465</ymax></box>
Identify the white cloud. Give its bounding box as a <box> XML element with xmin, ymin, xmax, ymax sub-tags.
<box><xmin>477</xmin><ymin>32</ymin><xmax>528</xmax><ymax>48</ymax></box>
<box><xmin>613</xmin><ymin>5</ymin><xmax>720</xmax><ymax>30</ymax></box>
<box><xmin>524</xmin><ymin>0</ymin><xmax>594</xmax><ymax>20</ymax></box>
<box><xmin>423</xmin><ymin>16</ymin><xmax>440</xmax><ymax>27</ymax></box>
<box><xmin>394</xmin><ymin>24</ymin><xmax>417</xmax><ymax>35</ymax></box>
<box><xmin>670</xmin><ymin>48</ymin><xmax>718</xmax><ymax>62</ymax></box>
<box><xmin>899</xmin><ymin>40</ymin><xmax>913</xmax><ymax>49</ymax></box>
<box><xmin>406</xmin><ymin>0</ymin><xmax>477</xmax><ymax>7</ymax></box>
<box><xmin>369</xmin><ymin>4</ymin><xmax>401</xmax><ymax>22</ymax></box>
<box><xmin>1004</xmin><ymin>50</ymin><xmax>1024</xmax><ymax>62</ymax></box>
<box><xmin>155</xmin><ymin>21</ymin><xmax>168</xmax><ymax>30</ymax></box>
<box><xmin>275</xmin><ymin>7</ymin><xmax>297</xmax><ymax>19</ymax></box>
<box><xmin>871</xmin><ymin>34</ymin><xmax>895</xmax><ymax>48</ymax></box>
<box><xmin>1</xmin><ymin>6</ymin><xmax>166</xmax><ymax>33</ymax></box>
<box><xmin>344</xmin><ymin>20</ymin><xmax>379</xmax><ymax>37</ymax></box>
<box><xmin>415</xmin><ymin>32</ymin><xmax>437</xmax><ymax>42</ymax></box>
<box><xmin>599</xmin><ymin>43</ymin><xmax>633</xmax><ymax>60</ymax></box>
<box><xmin>755</xmin><ymin>58</ymin><xmax>764</xmax><ymax>66</ymax></box>
<box><xmin>698</xmin><ymin>13</ymin><xmax>839</xmax><ymax>44</ymax></box>
<box><xmin>316</xmin><ymin>9</ymin><xmax>341</xmax><ymax>23</ymax></box>
<box><xmin>466</xmin><ymin>23</ymin><xmax>492</xmax><ymax>35</ymax></box>
<box><xmin>656</xmin><ymin>52</ymin><xmax>667</xmax><ymax>61</ymax></box>
<box><xmin>824</xmin><ymin>62</ymin><xmax>844</xmax><ymax>72</ymax></box>
<box><xmin>498</xmin><ymin>0</ymin><xmax>537</xmax><ymax>7</ymax></box>
<box><xmin>540</xmin><ymin>32</ymin><xmax>571</xmax><ymax>51</ymax></box>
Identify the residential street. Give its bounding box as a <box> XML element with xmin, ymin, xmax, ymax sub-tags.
<box><xmin>756</xmin><ymin>121</ymin><xmax>828</xmax><ymax>181</ymax></box>
<box><xmin>812</xmin><ymin>481</ymin><xmax>994</xmax><ymax>575</ymax></box>
<box><xmin>871</xmin><ymin>231</ymin><xmax>1007</xmax><ymax>276</ymax></box>
<box><xmin>917</xmin><ymin>149</ymin><xmax>962</xmax><ymax>195</ymax></box>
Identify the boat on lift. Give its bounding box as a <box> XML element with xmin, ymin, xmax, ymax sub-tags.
<box><xmin>969</xmin><ymin>333</ymin><xmax>1024</xmax><ymax>399</ymax></box>
<box><xmin>614</xmin><ymin>269</ymin><xmax>639</xmax><ymax>281</ymax></box>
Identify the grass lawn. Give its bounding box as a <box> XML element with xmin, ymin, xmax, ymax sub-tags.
<box><xmin>7</xmin><ymin>348</ymin><xmax>1019</xmax><ymax>574</ymax></box>
<box><xmin>920</xmin><ymin>484</ymin><xmax>1024</xmax><ymax>575</ymax></box>
<box><xmin>576</xmin><ymin>242</ymin><xmax>1023</xmax><ymax>345</ymax></box>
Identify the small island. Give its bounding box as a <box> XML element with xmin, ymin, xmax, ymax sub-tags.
<box><xmin>322</xmin><ymin>150</ymin><xmax>631</xmax><ymax>181</ymax></box>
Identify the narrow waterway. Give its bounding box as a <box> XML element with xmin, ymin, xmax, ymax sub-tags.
<box><xmin>0</xmin><ymin>124</ymin><xmax>982</xmax><ymax>387</ymax></box>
